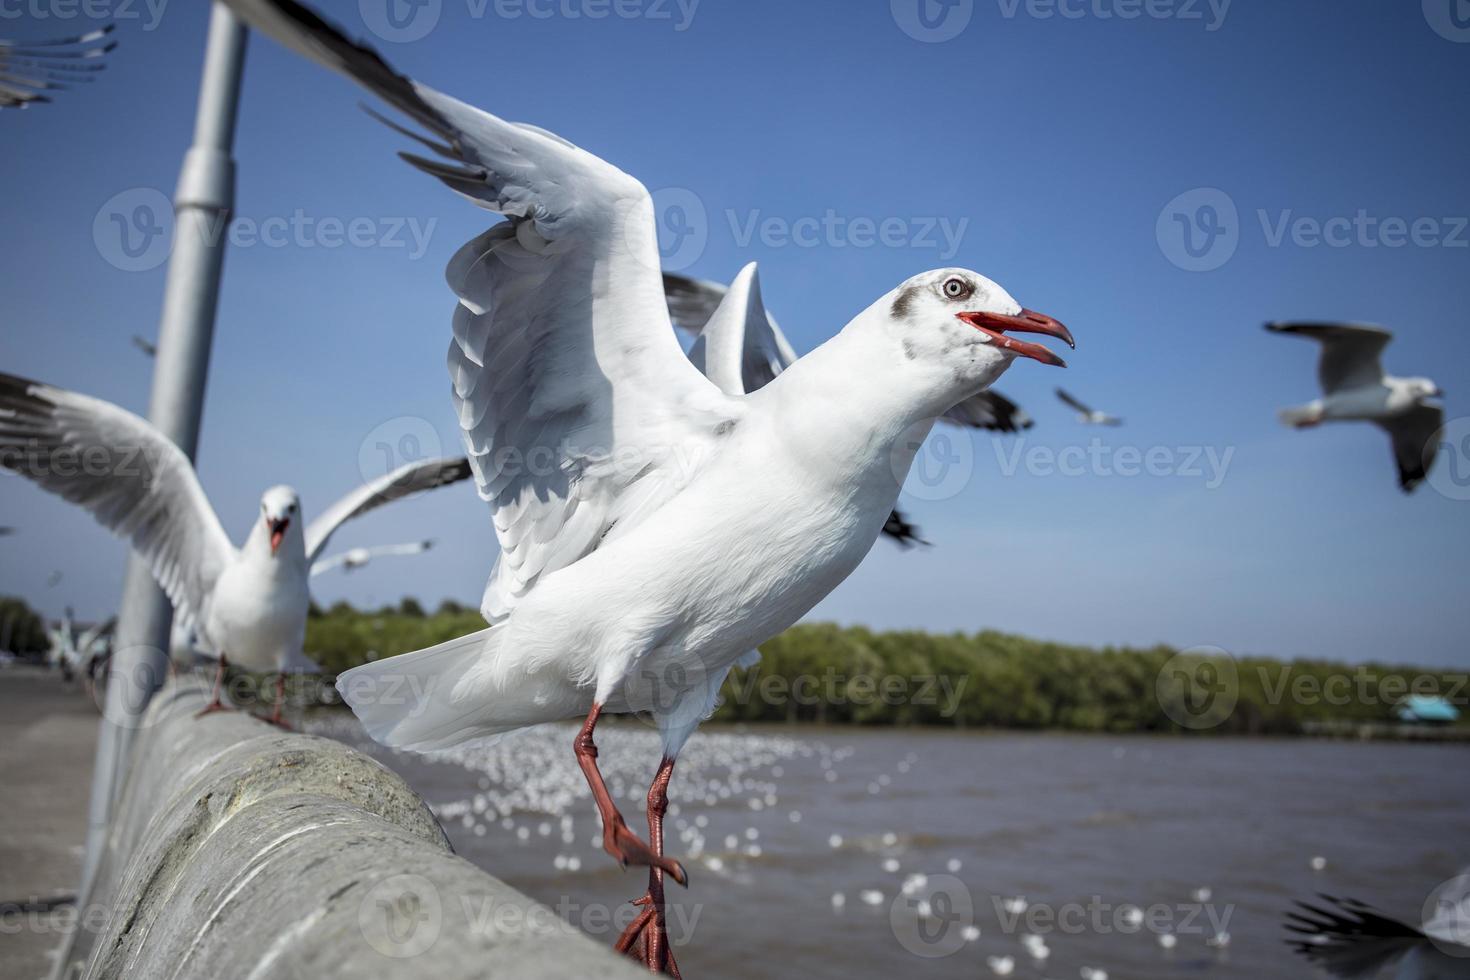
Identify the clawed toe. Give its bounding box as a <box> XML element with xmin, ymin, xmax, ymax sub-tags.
<box><xmin>194</xmin><ymin>702</ymin><xmax>233</xmax><ymax>719</ymax></box>
<box><xmin>605</xmin><ymin>819</ymin><xmax>688</xmax><ymax>887</ymax></box>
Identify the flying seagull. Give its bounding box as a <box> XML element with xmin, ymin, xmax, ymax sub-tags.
<box><xmin>1286</xmin><ymin>886</ymin><xmax>1470</xmax><ymax>979</ymax></box>
<box><xmin>1055</xmin><ymin>387</ymin><xmax>1122</xmax><ymax>426</ymax></box>
<box><xmin>0</xmin><ymin>526</ymin><xmax>13</xmax><ymax>536</ymax></box>
<box><xmin>0</xmin><ymin>371</ymin><xmax>474</xmax><ymax>726</ymax></box>
<box><xmin>131</xmin><ymin>335</ymin><xmax>157</xmax><ymax>357</ymax></box>
<box><xmin>218</xmin><ymin>0</ymin><xmax>1075</xmax><ymax>970</ymax></box>
<box><xmin>1267</xmin><ymin>322</ymin><xmax>1444</xmax><ymax>493</ymax></box>
<box><xmin>310</xmin><ymin>539</ymin><xmax>435</xmax><ymax>577</ymax></box>
<box><xmin>0</xmin><ymin>24</ymin><xmax>115</xmax><ymax>110</ymax></box>
<box><xmin>664</xmin><ymin>267</ymin><xmax>1034</xmax><ymax>549</ymax></box>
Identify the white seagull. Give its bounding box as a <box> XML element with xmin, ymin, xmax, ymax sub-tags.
<box><xmin>0</xmin><ymin>371</ymin><xmax>473</xmax><ymax>726</ymax></box>
<box><xmin>664</xmin><ymin>266</ymin><xmax>1035</xmax><ymax>548</ymax></box>
<box><xmin>310</xmin><ymin>539</ymin><xmax>435</xmax><ymax>577</ymax></box>
<box><xmin>0</xmin><ymin>24</ymin><xmax>115</xmax><ymax>110</ymax></box>
<box><xmin>221</xmin><ymin>0</ymin><xmax>1075</xmax><ymax>970</ymax></box>
<box><xmin>1287</xmin><ymin>885</ymin><xmax>1470</xmax><ymax>979</ymax></box>
<box><xmin>1267</xmin><ymin>322</ymin><xmax>1444</xmax><ymax>493</ymax></box>
<box><xmin>1055</xmin><ymin>387</ymin><xmax>1122</xmax><ymax>426</ymax></box>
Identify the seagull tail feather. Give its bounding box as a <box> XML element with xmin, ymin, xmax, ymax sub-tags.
<box><xmin>336</xmin><ymin>626</ymin><xmax>527</xmax><ymax>753</ymax></box>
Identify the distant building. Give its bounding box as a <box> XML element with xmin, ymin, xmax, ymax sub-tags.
<box><xmin>1396</xmin><ymin>695</ymin><xmax>1461</xmax><ymax>725</ymax></box>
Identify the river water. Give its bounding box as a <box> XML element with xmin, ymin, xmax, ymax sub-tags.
<box><xmin>308</xmin><ymin>714</ymin><xmax>1469</xmax><ymax>979</ymax></box>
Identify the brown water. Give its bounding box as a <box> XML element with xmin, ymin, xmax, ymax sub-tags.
<box><xmin>308</xmin><ymin>714</ymin><xmax>1470</xmax><ymax>979</ymax></box>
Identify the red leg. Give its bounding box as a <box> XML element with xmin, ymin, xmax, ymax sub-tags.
<box><xmin>614</xmin><ymin>756</ymin><xmax>683</xmax><ymax>976</ymax></box>
<box><xmin>194</xmin><ymin>654</ymin><xmax>233</xmax><ymax>717</ymax></box>
<box><xmin>256</xmin><ymin>672</ymin><xmax>292</xmax><ymax>730</ymax></box>
<box><xmin>573</xmin><ymin>705</ymin><xmax>687</xmax><ymax>886</ymax></box>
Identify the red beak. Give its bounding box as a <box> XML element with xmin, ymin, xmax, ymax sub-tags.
<box><xmin>268</xmin><ymin>518</ymin><xmax>288</xmax><ymax>555</ymax></box>
<box><xmin>957</xmin><ymin>308</ymin><xmax>1075</xmax><ymax>368</ymax></box>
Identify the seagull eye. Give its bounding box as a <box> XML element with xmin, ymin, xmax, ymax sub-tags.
<box><xmin>943</xmin><ymin>278</ymin><xmax>971</xmax><ymax>300</ymax></box>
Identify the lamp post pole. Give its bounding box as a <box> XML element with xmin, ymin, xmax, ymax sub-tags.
<box><xmin>77</xmin><ymin>2</ymin><xmax>249</xmax><ymax>900</ymax></box>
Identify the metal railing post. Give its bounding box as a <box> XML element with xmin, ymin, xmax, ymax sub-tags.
<box><xmin>76</xmin><ymin>2</ymin><xmax>249</xmax><ymax>901</ymax></box>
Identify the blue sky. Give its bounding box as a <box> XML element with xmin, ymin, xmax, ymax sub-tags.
<box><xmin>2</xmin><ymin>0</ymin><xmax>1468</xmax><ymax>666</ymax></box>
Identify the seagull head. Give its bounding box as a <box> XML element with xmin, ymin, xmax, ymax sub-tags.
<box><xmin>1409</xmin><ymin>378</ymin><xmax>1444</xmax><ymax>401</ymax></box>
<box><xmin>875</xmin><ymin>269</ymin><xmax>1073</xmax><ymax>411</ymax></box>
<box><xmin>259</xmin><ymin>485</ymin><xmax>301</xmax><ymax>557</ymax></box>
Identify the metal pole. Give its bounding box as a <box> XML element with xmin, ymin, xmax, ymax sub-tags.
<box><xmin>77</xmin><ymin>3</ymin><xmax>248</xmax><ymax>901</ymax></box>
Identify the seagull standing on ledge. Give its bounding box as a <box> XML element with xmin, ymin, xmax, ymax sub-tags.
<box><xmin>1266</xmin><ymin>322</ymin><xmax>1444</xmax><ymax>493</ymax></box>
<box><xmin>0</xmin><ymin>372</ymin><xmax>472</xmax><ymax>726</ymax></box>
<box><xmin>220</xmin><ymin>0</ymin><xmax>1075</xmax><ymax>971</ymax></box>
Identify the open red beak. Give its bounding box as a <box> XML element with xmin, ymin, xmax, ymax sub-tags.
<box><xmin>957</xmin><ymin>308</ymin><xmax>1075</xmax><ymax>368</ymax></box>
<box><xmin>268</xmin><ymin>518</ymin><xmax>289</xmax><ymax>555</ymax></box>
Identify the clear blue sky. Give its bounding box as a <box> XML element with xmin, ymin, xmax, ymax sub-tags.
<box><xmin>2</xmin><ymin>0</ymin><xmax>1467</xmax><ymax>666</ymax></box>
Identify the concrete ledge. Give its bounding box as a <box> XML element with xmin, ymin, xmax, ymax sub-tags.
<box><xmin>53</xmin><ymin>680</ymin><xmax>647</xmax><ymax>980</ymax></box>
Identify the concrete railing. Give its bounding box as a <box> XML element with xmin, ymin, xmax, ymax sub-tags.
<box><xmin>52</xmin><ymin>679</ymin><xmax>648</xmax><ymax>980</ymax></box>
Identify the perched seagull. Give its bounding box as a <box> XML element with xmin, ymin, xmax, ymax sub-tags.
<box><xmin>0</xmin><ymin>24</ymin><xmax>115</xmax><ymax>110</ymax></box>
<box><xmin>666</xmin><ymin>267</ymin><xmax>1034</xmax><ymax>547</ymax></box>
<box><xmin>310</xmin><ymin>539</ymin><xmax>435</xmax><ymax>577</ymax></box>
<box><xmin>1267</xmin><ymin>322</ymin><xmax>1444</xmax><ymax>493</ymax></box>
<box><xmin>131</xmin><ymin>335</ymin><xmax>158</xmax><ymax>358</ymax></box>
<box><xmin>1286</xmin><ymin>887</ymin><xmax>1470</xmax><ymax>979</ymax></box>
<box><xmin>220</xmin><ymin>0</ymin><xmax>1074</xmax><ymax>970</ymax></box>
<box><xmin>0</xmin><ymin>371</ymin><xmax>473</xmax><ymax>726</ymax></box>
<box><xmin>1055</xmin><ymin>387</ymin><xmax>1122</xmax><ymax>426</ymax></box>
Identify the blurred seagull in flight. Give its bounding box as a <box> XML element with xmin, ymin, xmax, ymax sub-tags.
<box><xmin>1055</xmin><ymin>387</ymin><xmax>1122</xmax><ymax>426</ymax></box>
<box><xmin>219</xmin><ymin>0</ymin><xmax>1075</xmax><ymax>970</ymax></box>
<box><xmin>311</xmin><ymin>539</ymin><xmax>436</xmax><ymax>577</ymax></box>
<box><xmin>131</xmin><ymin>335</ymin><xmax>158</xmax><ymax>357</ymax></box>
<box><xmin>664</xmin><ymin>266</ymin><xmax>1035</xmax><ymax>549</ymax></box>
<box><xmin>0</xmin><ymin>24</ymin><xmax>115</xmax><ymax>110</ymax></box>
<box><xmin>0</xmin><ymin>372</ymin><xmax>472</xmax><ymax>726</ymax></box>
<box><xmin>1267</xmin><ymin>322</ymin><xmax>1444</xmax><ymax>493</ymax></box>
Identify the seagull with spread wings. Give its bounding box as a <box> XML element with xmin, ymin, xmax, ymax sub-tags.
<box><xmin>1267</xmin><ymin>322</ymin><xmax>1444</xmax><ymax>493</ymax></box>
<box><xmin>221</xmin><ymin>0</ymin><xmax>1076</xmax><ymax>969</ymax></box>
<box><xmin>664</xmin><ymin>265</ymin><xmax>1034</xmax><ymax>548</ymax></box>
<box><xmin>1286</xmin><ymin>884</ymin><xmax>1470</xmax><ymax>979</ymax></box>
<box><xmin>0</xmin><ymin>24</ymin><xmax>115</xmax><ymax>110</ymax></box>
<box><xmin>1055</xmin><ymin>387</ymin><xmax>1122</xmax><ymax>426</ymax></box>
<box><xmin>0</xmin><ymin>371</ymin><xmax>472</xmax><ymax>726</ymax></box>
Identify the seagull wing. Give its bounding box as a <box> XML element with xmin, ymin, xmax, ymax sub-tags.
<box><xmin>1266</xmin><ymin>322</ymin><xmax>1393</xmax><ymax>395</ymax></box>
<box><xmin>665</xmin><ymin>265</ymin><xmax>799</xmax><ymax>394</ymax></box>
<box><xmin>1377</xmin><ymin>403</ymin><xmax>1444</xmax><ymax>494</ymax></box>
<box><xmin>943</xmin><ymin>389</ymin><xmax>1034</xmax><ymax>433</ymax></box>
<box><xmin>0</xmin><ymin>25</ymin><xmax>114</xmax><ymax>109</ymax></box>
<box><xmin>0</xmin><ymin>372</ymin><xmax>234</xmax><ymax>630</ymax></box>
<box><xmin>222</xmin><ymin>0</ymin><xmax>740</xmax><ymax>622</ymax></box>
<box><xmin>1055</xmin><ymin>387</ymin><xmax>1094</xmax><ymax>415</ymax></box>
<box><xmin>1285</xmin><ymin>896</ymin><xmax>1426</xmax><ymax>979</ymax></box>
<box><xmin>304</xmin><ymin>456</ymin><xmax>471</xmax><ymax>563</ymax></box>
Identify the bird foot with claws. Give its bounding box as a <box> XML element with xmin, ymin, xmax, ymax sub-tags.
<box><xmin>603</xmin><ymin>817</ymin><xmax>688</xmax><ymax>886</ymax></box>
<box><xmin>615</xmin><ymin>895</ymin><xmax>682</xmax><ymax>977</ymax></box>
